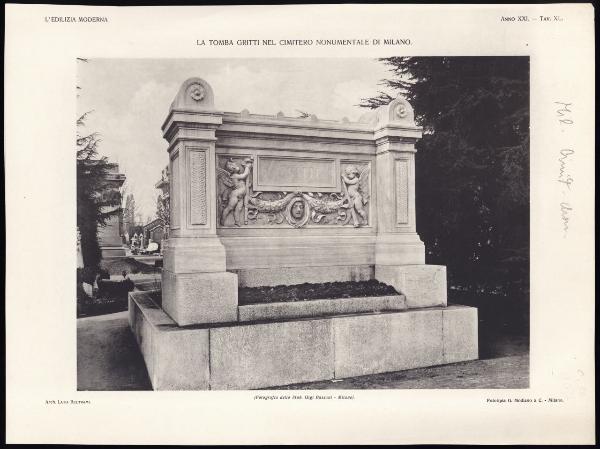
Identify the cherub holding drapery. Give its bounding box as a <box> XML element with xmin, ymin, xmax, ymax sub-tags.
<box><xmin>217</xmin><ymin>157</ymin><xmax>253</xmax><ymax>226</ymax></box>
<box><xmin>341</xmin><ymin>165</ymin><xmax>370</xmax><ymax>227</ymax></box>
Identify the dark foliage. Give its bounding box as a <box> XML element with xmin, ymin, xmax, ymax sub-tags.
<box><xmin>97</xmin><ymin>278</ymin><xmax>135</xmax><ymax>297</ymax></box>
<box><xmin>77</xmin><ymin>113</ymin><xmax>122</xmax><ymax>268</ymax></box>
<box><xmin>361</xmin><ymin>57</ymin><xmax>529</xmax><ymax>296</ymax></box>
<box><xmin>76</xmin><ymin>281</ymin><xmax>93</xmax><ymax>316</ymax></box>
<box><xmin>76</xmin><ymin>273</ymin><xmax>135</xmax><ymax>318</ymax></box>
<box><xmin>77</xmin><ymin>266</ymin><xmax>97</xmax><ymax>285</ymax></box>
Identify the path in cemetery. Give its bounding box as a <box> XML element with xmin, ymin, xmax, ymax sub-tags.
<box><xmin>77</xmin><ymin>312</ymin><xmax>152</xmax><ymax>391</ymax></box>
<box><xmin>77</xmin><ymin>311</ymin><xmax>528</xmax><ymax>391</ymax></box>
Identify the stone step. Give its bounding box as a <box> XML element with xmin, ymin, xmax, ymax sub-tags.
<box><xmin>238</xmin><ymin>295</ymin><xmax>406</xmax><ymax>322</ymax></box>
<box><xmin>129</xmin><ymin>290</ymin><xmax>478</xmax><ymax>390</ymax></box>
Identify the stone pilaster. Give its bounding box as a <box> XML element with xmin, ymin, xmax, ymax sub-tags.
<box><xmin>372</xmin><ymin>96</ymin><xmax>448</xmax><ymax>307</ymax></box>
<box><xmin>161</xmin><ymin>78</ymin><xmax>237</xmax><ymax>326</ymax></box>
<box><xmin>373</xmin><ymin>96</ymin><xmax>425</xmax><ymax>266</ymax></box>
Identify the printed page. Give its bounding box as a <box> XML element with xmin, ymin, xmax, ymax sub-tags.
<box><xmin>5</xmin><ymin>3</ymin><xmax>595</xmax><ymax>445</ymax></box>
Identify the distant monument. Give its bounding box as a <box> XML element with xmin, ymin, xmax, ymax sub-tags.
<box><xmin>129</xmin><ymin>77</ymin><xmax>478</xmax><ymax>390</ymax></box>
<box><xmin>143</xmin><ymin>218</ymin><xmax>165</xmax><ymax>248</ymax></box>
<box><xmin>97</xmin><ymin>163</ymin><xmax>126</xmax><ymax>258</ymax></box>
<box><xmin>154</xmin><ymin>166</ymin><xmax>170</xmax><ymax>248</ymax></box>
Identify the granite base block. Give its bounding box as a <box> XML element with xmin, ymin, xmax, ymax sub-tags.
<box><xmin>161</xmin><ymin>270</ymin><xmax>238</xmax><ymax>326</ymax></box>
<box><xmin>333</xmin><ymin>308</ymin><xmax>444</xmax><ymax>378</ymax></box>
<box><xmin>443</xmin><ymin>305</ymin><xmax>478</xmax><ymax>364</ymax></box>
<box><xmin>129</xmin><ymin>292</ymin><xmax>210</xmax><ymax>390</ymax></box>
<box><xmin>129</xmin><ymin>292</ymin><xmax>478</xmax><ymax>390</ymax></box>
<box><xmin>376</xmin><ymin>264</ymin><xmax>447</xmax><ymax>308</ymax></box>
<box><xmin>210</xmin><ymin>319</ymin><xmax>334</xmax><ymax>390</ymax></box>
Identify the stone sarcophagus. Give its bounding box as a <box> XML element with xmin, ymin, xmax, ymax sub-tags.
<box><xmin>129</xmin><ymin>77</ymin><xmax>478</xmax><ymax>390</ymax></box>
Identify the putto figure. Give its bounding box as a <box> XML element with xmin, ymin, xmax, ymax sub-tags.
<box><xmin>217</xmin><ymin>157</ymin><xmax>253</xmax><ymax>226</ymax></box>
<box><xmin>341</xmin><ymin>165</ymin><xmax>370</xmax><ymax>227</ymax></box>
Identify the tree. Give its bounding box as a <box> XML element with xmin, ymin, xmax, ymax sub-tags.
<box><xmin>123</xmin><ymin>193</ymin><xmax>137</xmax><ymax>237</ymax></box>
<box><xmin>76</xmin><ymin>114</ymin><xmax>122</xmax><ymax>268</ymax></box>
<box><xmin>361</xmin><ymin>57</ymin><xmax>529</xmax><ymax>295</ymax></box>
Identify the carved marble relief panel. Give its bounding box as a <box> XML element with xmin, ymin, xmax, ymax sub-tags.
<box><xmin>216</xmin><ymin>154</ymin><xmax>371</xmax><ymax>229</ymax></box>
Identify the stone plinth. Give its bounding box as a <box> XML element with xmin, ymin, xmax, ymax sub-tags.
<box><xmin>130</xmin><ymin>291</ymin><xmax>478</xmax><ymax>390</ymax></box>
<box><xmin>129</xmin><ymin>293</ymin><xmax>209</xmax><ymax>390</ymax></box>
<box><xmin>210</xmin><ymin>319</ymin><xmax>334</xmax><ymax>390</ymax></box>
<box><xmin>99</xmin><ymin>244</ymin><xmax>126</xmax><ymax>259</ymax></box>
<box><xmin>333</xmin><ymin>308</ymin><xmax>444</xmax><ymax>378</ymax></box>
<box><xmin>162</xmin><ymin>270</ymin><xmax>238</xmax><ymax>326</ymax></box>
<box><xmin>238</xmin><ymin>294</ymin><xmax>406</xmax><ymax>322</ymax></box>
<box><xmin>376</xmin><ymin>265</ymin><xmax>447</xmax><ymax>308</ymax></box>
<box><xmin>128</xmin><ymin>77</ymin><xmax>480</xmax><ymax>390</ymax></box>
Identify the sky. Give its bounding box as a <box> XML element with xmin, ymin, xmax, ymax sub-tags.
<box><xmin>77</xmin><ymin>58</ymin><xmax>393</xmax><ymax>221</ymax></box>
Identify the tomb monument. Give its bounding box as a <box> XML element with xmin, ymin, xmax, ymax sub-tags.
<box><xmin>97</xmin><ymin>163</ymin><xmax>126</xmax><ymax>258</ymax></box>
<box><xmin>129</xmin><ymin>77</ymin><xmax>478</xmax><ymax>390</ymax></box>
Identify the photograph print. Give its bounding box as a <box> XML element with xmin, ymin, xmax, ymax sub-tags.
<box><xmin>76</xmin><ymin>57</ymin><xmax>529</xmax><ymax>391</ymax></box>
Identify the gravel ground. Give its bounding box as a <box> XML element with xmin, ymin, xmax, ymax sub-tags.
<box><xmin>77</xmin><ymin>311</ymin><xmax>528</xmax><ymax>391</ymax></box>
<box><xmin>77</xmin><ymin>312</ymin><xmax>151</xmax><ymax>391</ymax></box>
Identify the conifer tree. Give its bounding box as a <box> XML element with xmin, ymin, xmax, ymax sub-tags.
<box><xmin>362</xmin><ymin>57</ymin><xmax>529</xmax><ymax>295</ymax></box>
<box><xmin>76</xmin><ymin>113</ymin><xmax>121</xmax><ymax>268</ymax></box>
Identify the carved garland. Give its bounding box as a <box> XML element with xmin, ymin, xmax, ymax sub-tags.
<box><xmin>216</xmin><ymin>156</ymin><xmax>370</xmax><ymax>228</ymax></box>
